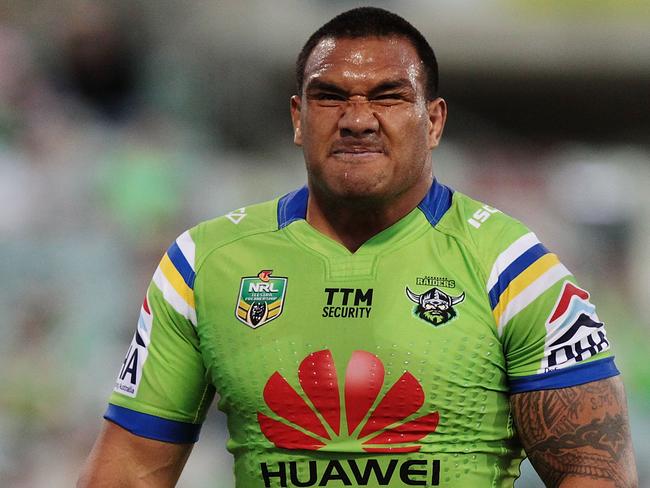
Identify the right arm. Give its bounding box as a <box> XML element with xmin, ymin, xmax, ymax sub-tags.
<box><xmin>79</xmin><ymin>230</ymin><xmax>212</xmax><ymax>486</ymax></box>
<box><xmin>77</xmin><ymin>420</ymin><xmax>194</xmax><ymax>488</ymax></box>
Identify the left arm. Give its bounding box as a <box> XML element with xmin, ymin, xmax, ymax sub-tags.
<box><xmin>511</xmin><ymin>376</ymin><xmax>638</xmax><ymax>487</ymax></box>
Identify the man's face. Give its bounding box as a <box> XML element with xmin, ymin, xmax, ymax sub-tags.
<box><xmin>291</xmin><ymin>36</ymin><xmax>446</xmax><ymax>205</ymax></box>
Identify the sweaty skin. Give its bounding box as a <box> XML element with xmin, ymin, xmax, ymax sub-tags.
<box><xmin>511</xmin><ymin>376</ymin><xmax>638</xmax><ymax>488</ymax></box>
<box><xmin>290</xmin><ymin>36</ymin><xmax>447</xmax><ymax>252</ymax></box>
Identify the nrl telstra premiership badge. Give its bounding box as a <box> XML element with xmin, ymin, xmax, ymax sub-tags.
<box><xmin>235</xmin><ymin>270</ymin><xmax>288</xmax><ymax>329</ymax></box>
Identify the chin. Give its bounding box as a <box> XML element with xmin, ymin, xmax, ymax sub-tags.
<box><xmin>329</xmin><ymin>181</ymin><xmax>391</xmax><ymax>205</ymax></box>
<box><xmin>309</xmin><ymin>164</ymin><xmax>394</xmax><ymax>201</ymax></box>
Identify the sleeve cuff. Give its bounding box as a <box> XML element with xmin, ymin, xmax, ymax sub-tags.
<box><xmin>508</xmin><ymin>356</ymin><xmax>619</xmax><ymax>393</ymax></box>
<box><xmin>105</xmin><ymin>404</ymin><xmax>202</xmax><ymax>443</ymax></box>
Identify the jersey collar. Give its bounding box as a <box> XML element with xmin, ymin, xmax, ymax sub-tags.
<box><xmin>277</xmin><ymin>179</ymin><xmax>453</xmax><ymax>230</ymax></box>
<box><xmin>416</xmin><ymin>179</ymin><xmax>454</xmax><ymax>227</ymax></box>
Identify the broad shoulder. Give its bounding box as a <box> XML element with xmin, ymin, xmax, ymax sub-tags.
<box><xmin>441</xmin><ymin>189</ymin><xmax>530</xmax><ymax>241</ymax></box>
<box><xmin>188</xmin><ymin>197</ymin><xmax>281</xmax><ymax>267</ymax></box>
<box><xmin>436</xmin><ymin>189</ymin><xmax>537</xmax><ymax>272</ymax></box>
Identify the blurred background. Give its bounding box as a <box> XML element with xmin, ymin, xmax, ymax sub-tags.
<box><xmin>0</xmin><ymin>0</ymin><xmax>648</xmax><ymax>486</ymax></box>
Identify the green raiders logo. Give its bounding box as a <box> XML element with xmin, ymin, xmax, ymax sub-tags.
<box><xmin>236</xmin><ymin>270</ymin><xmax>287</xmax><ymax>329</ymax></box>
<box><xmin>405</xmin><ymin>286</ymin><xmax>465</xmax><ymax>327</ymax></box>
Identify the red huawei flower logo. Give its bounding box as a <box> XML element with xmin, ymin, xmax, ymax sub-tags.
<box><xmin>257</xmin><ymin>350</ymin><xmax>439</xmax><ymax>453</ymax></box>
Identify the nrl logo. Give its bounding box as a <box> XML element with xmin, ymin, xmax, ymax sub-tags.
<box><xmin>235</xmin><ymin>270</ymin><xmax>287</xmax><ymax>329</ymax></box>
<box><xmin>405</xmin><ymin>286</ymin><xmax>465</xmax><ymax>326</ymax></box>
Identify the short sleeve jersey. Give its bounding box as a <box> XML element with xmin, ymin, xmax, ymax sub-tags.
<box><xmin>106</xmin><ymin>181</ymin><xmax>618</xmax><ymax>487</ymax></box>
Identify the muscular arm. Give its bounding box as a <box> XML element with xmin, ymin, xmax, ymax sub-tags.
<box><xmin>511</xmin><ymin>376</ymin><xmax>638</xmax><ymax>488</ymax></box>
<box><xmin>77</xmin><ymin>420</ymin><xmax>194</xmax><ymax>488</ymax></box>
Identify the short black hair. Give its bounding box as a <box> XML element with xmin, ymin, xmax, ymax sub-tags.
<box><xmin>296</xmin><ymin>7</ymin><xmax>439</xmax><ymax>100</ymax></box>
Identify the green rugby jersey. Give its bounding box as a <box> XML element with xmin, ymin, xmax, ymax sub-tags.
<box><xmin>106</xmin><ymin>180</ymin><xmax>618</xmax><ymax>487</ymax></box>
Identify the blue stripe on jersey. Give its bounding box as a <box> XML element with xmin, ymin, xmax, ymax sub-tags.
<box><xmin>417</xmin><ymin>180</ymin><xmax>454</xmax><ymax>227</ymax></box>
<box><xmin>277</xmin><ymin>186</ymin><xmax>308</xmax><ymax>229</ymax></box>
<box><xmin>105</xmin><ymin>404</ymin><xmax>202</xmax><ymax>443</ymax></box>
<box><xmin>167</xmin><ymin>241</ymin><xmax>196</xmax><ymax>289</ymax></box>
<box><xmin>508</xmin><ymin>357</ymin><xmax>619</xmax><ymax>393</ymax></box>
<box><xmin>488</xmin><ymin>243</ymin><xmax>549</xmax><ymax>309</ymax></box>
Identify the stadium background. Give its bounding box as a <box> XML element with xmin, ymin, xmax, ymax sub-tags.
<box><xmin>1</xmin><ymin>1</ymin><xmax>649</xmax><ymax>486</ymax></box>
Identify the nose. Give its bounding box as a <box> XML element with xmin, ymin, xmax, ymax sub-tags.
<box><xmin>337</xmin><ymin>99</ymin><xmax>379</xmax><ymax>137</ymax></box>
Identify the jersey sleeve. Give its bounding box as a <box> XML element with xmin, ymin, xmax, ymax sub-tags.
<box><xmin>485</xmin><ymin>229</ymin><xmax>619</xmax><ymax>393</ymax></box>
<box><xmin>105</xmin><ymin>230</ymin><xmax>215</xmax><ymax>443</ymax></box>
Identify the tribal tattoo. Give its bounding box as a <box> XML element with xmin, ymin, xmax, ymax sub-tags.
<box><xmin>510</xmin><ymin>376</ymin><xmax>638</xmax><ymax>487</ymax></box>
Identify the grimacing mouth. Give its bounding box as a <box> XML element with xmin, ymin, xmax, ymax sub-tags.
<box><xmin>331</xmin><ymin>144</ymin><xmax>385</xmax><ymax>155</ymax></box>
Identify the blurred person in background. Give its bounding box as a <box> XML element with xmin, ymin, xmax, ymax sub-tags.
<box><xmin>77</xmin><ymin>7</ymin><xmax>637</xmax><ymax>488</ymax></box>
<box><xmin>58</xmin><ymin>3</ymin><xmax>141</xmax><ymax>122</ymax></box>
<box><xmin>0</xmin><ymin>5</ymin><xmax>199</xmax><ymax>485</ymax></box>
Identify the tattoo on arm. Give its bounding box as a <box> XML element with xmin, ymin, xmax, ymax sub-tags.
<box><xmin>511</xmin><ymin>376</ymin><xmax>638</xmax><ymax>487</ymax></box>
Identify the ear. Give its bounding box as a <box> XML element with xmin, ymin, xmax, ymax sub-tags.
<box><xmin>426</xmin><ymin>97</ymin><xmax>447</xmax><ymax>150</ymax></box>
<box><xmin>290</xmin><ymin>95</ymin><xmax>303</xmax><ymax>146</ymax></box>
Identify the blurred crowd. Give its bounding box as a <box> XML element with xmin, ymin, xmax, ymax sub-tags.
<box><xmin>0</xmin><ymin>2</ymin><xmax>648</xmax><ymax>487</ymax></box>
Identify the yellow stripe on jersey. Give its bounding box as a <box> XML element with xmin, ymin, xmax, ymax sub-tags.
<box><xmin>160</xmin><ymin>253</ymin><xmax>196</xmax><ymax>309</ymax></box>
<box><xmin>493</xmin><ymin>253</ymin><xmax>561</xmax><ymax>327</ymax></box>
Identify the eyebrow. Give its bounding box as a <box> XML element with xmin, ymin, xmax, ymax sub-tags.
<box><xmin>367</xmin><ymin>79</ymin><xmax>414</xmax><ymax>97</ymax></box>
<box><xmin>304</xmin><ymin>77</ymin><xmax>415</xmax><ymax>96</ymax></box>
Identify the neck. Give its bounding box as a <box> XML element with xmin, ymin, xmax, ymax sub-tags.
<box><xmin>306</xmin><ymin>177</ymin><xmax>433</xmax><ymax>253</ymax></box>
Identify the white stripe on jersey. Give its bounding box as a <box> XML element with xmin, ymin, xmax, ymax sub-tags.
<box><xmin>486</xmin><ymin>232</ymin><xmax>540</xmax><ymax>292</ymax></box>
<box><xmin>153</xmin><ymin>267</ymin><xmax>198</xmax><ymax>326</ymax></box>
<box><xmin>176</xmin><ymin>230</ymin><xmax>196</xmax><ymax>271</ymax></box>
<box><xmin>496</xmin><ymin>263</ymin><xmax>570</xmax><ymax>337</ymax></box>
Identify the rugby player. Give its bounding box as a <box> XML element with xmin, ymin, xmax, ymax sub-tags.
<box><xmin>78</xmin><ymin>7</ymin><xmax>638</xmax><ymax>487</ymax></box>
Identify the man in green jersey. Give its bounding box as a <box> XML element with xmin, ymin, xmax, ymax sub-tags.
<box><xmin>78</xmin><ymin>7</ymin><xmax>638</xmax><ymax>488</ymax></box>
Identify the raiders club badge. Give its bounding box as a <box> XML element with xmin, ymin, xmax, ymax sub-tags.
<box><xmin>405</xmin><ymin>285</ymin><xmax>465</xmax><ymax>327</ymax></box>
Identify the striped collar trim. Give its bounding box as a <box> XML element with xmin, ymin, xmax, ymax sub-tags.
<box><xmin>277</xmin><ymin>185</ymin><xmax>309</xmax><ymax>229</ymax></box>
<box><xmin>277</xmin><ymin>180</ymin><xmax>453</xmax><ymax>229</ymax></box>
<box><xmin>416</xmin><ymin>179</ymin><xmax>454</xmax><ymax>227</ymax></box>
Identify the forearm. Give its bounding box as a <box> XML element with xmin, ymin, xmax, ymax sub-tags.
<box><xmin>558</xmin><ymin>477</ymin><xmax>616</xmax><ymax>487</ymax></box>
<box><xmin>77</xmin><ymin>421</ymin><xmax>193</xmax><ymax>488</ymax></box>
<box><xmin>511</xmin><ymin>376</ymin><xmax>638</xmax><ymax>488</ymax></box>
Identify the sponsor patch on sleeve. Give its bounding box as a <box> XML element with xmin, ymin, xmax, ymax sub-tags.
<box><xmin>539</xmin><ymin>281</ymin><xmax>610</xmax><ymax>373</ymax></box>
<box><xmin>114</xmin><ymin>295</ymin><xmax>153</xmax><ymax>397</ymax></box>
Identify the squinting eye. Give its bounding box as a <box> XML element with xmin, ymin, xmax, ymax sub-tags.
<box><xmin>310</xmin><ymin>93</ymin><xmax>347</xmax><ymax>107</ymax></box>
<box><xmin>372</xmin><ymin>94</ymin><xmax>402</xmax><ymax>105</ymax></box>
<box><xmin>308</xmin><ymin>92</ymin><xmax>347</xmax><ymax>107</ymax></box>
<box><xmin>316</xmin><ymin>93</ymin><xmax>346</xmax><ymax>101</ymax></box>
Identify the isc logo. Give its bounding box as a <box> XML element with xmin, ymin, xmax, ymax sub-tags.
<box><xmin>249</xmin><ymin>282</ymin><xmax>280</xmax><ymax>293</ymax></box>
<box><xmin>467</xmin><ymin>204</ymin><xmax>500</xmax><ymax>229</ymax></box>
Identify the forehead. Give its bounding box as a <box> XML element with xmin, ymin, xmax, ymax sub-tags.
<box><xmin>303</xmin><ymin>36</ymin><xmax>424</xmax><ymax>89</ymax></box>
